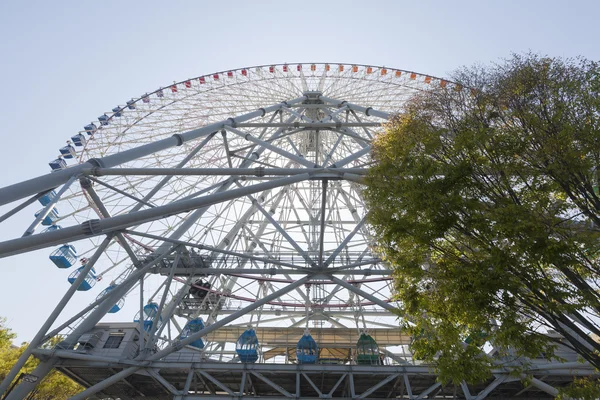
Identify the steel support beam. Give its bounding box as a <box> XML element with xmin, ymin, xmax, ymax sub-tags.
<box><xmin>251</xmin><ymin>372</ymin><xmax>293</xmax><ymax>398</ymax></box>
<box><xmin>527</xmin><ymin>376</ymin><xmax>559</xmax><ymax>396</ymax></box>
<box><xmin>133</xmin><ymin>131</ymin><xmax>218</xmax><ymax>213</ymax></box>
<box><xmin>328</xmin><ymin>373</ymin><xmax>347</xmax><ymax>397</ymax></box>
<box><xmin>416</xmin><ymin>382</ymin><xmax>442</xmax><ymax>400</ymax></box>
<box><xmin>225</xmin><ymin>126</ymin><xmax>317</xmax><ymax>169</ymax></box>
<box><xmin>84</xmin><ymin>167</ymin><xmax>367</xmax><ymax>177</ymax></box>
<box><xmin>148</xmin><ymin>369</ymin><xmax>179</xmax><ymax>395</ymax></box>
<box><xmin>232</xmin><ymin>122</ymin><xmax>382</xmax><ymax>128</ymax></box>
<box><xmin>0</xmin><ymin>192</ymin><xmax>48</xmax><ymax>224</ymax></box>
<box><xmin>329</xmin><ymin>276</ymin><xmax>396</xmax><ymax>312</ymax></box>
<box><xmin>198</xmin><ymin>371</ymin><xmax>235</xmax><ymax>396</ymax></box>
<box><xmin>319</xmin><ymin>96</ymin><xmax>391</xmax><ymax>120</ymax></box>
<box><xmin>0</xmin><ymin>173</ymin><xmax>311</xmax><ymax>258</ymax></box>
<box><xmin>0</xmin><ymin>97</ymin><xmax>307</xmax><ymax>206</ymax></box>
<box><xmin>158</xmin><ymin>268</ymin><xmax>391</xmax><ymax>276</ymax></box>
<box><xmin>330</xmin><ymin>146</ymin><xmax>371</xmax><ymax>169</ymax></box>
<box><xmin>473</xmin><ymin>376</ymin><xmax>507</xmax><ymax>400</ymax></box>
<box><xmin>126</xmin><ymin>230</ymin><xmax>305</xmax><ymax>271</ymax></box>
<box><xmin>301</xmin><ymin>373</ymin><xmax>323</xmax><ymax>397</ymax></box>
<box><xmin>318</xmin><ymin>179</ymin><xmax>328</xmax><ymax>268</ymax></box>
<box><xmin>404</xmin><ymin>374</ymin><xmax>413</xmax><ymax>399</ymax></box>
<box><xmin>358</xmin><ymin>373</ymin><xmax>399</xmax><ymax>399</ymax></box>
<box><xmin>23</xmin><ymin>175</ymin><xmax>76</xmax><ymax>236</ymax></box>
<box><xmin>324</xmin><ymin>217</ymin><xmax>366</xmax><ymax>267</ymax></box>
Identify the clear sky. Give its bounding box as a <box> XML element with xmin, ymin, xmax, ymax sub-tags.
<box><xmin>0</xmin><ymin>0</ymin><xmax>599</xmax><ymax>343</ymax></box>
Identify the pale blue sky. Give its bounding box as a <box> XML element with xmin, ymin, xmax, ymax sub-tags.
<box><xmin>0</xmin><ymin>0</ymin><xmax>598</xmax><ymax>343</ymax></box>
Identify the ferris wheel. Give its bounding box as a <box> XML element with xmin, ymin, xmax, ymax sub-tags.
<box><xmin>32</xmin><ymin>63</ymin><xmax>444</xmax><ymax>344</ymax></box>
<box><xmin>0</xmin><ymin>63</ymin><xmax>453</xmax><ymax>398</ymax></box>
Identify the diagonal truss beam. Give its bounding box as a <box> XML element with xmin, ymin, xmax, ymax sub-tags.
<box><xmin>224</xmin><ymin>126</ymin><xmax>317</xmax><ymax>169</ymax></box>
<box><xmin>358</xmin><ymin>373</ymin><xmax>400</xmax><ymax>399</ymax></box>
<box><xmin>252</xmin><ymin>372</ymin><xmax>293</xmax><ymax>398</ymax></box>
<box><xmin>0</xmin><ymin>173</ymin><xmax>311</xmax><ymax>258</ymax></box>
<box><xmin>0</xmin><ymin>97</ymin><xmax>308</xmax><ymax>206</ymax></box>
<box><xmin>199</xmin><ymin>371</ymin><xmax>235</xmax><ymax>396</ymax></box>
<box><xmin>330</xmin><ymin>275</ymin><xmax>396</xmax><ymax>312</ymax></box>
<box><xmin>85</xmin><ymin>167</ymin><xmax>368</xmax><ymax>177</ymax></box>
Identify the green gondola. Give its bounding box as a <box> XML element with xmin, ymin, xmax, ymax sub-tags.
<box><xmin>356</xmin><ymin>333</ymin><xmax>382</xmax><ymax>365</ymax></box>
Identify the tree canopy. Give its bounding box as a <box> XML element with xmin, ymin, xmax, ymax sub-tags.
<box><xmin>0</xmin><ymin>319</ymin><xmax>81</xmax><ymax>399</ymax></box>
<box><xmin>365</xmin><ymin>54</ymin><xmax>600</xmax><ymax>393</ymax></box>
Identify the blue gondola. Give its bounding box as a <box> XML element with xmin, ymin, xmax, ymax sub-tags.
<box><xmin>71</xmin><ymin>133</ymin><xmax>87</xmax><ymax>147</ymax></box>
<box><xmin>43</xmin><ymin>224</ymin><xmax>62</xmax><ymax>233</ymax></box>
<box><xmin>35</xmin><ymin>208</ymin><xmax>59</xmax><ymax>226</ymax></box>
<box><xmin>49</xmin><ymin>158</ymin><xmax>67</xmax><ymax>171</ymax></box>
<box><xmin>98</xmin><ymin>114</ymin><xmax>109</xmax><ymax>126</ymax></box>
<box><xmin>134</xmin><ymin>303</ymin><xmax>161</xmax><ymax>332</ymax></box>
<box><xmin>49</xmin><ymin>244</ymin><xmax>77</xmax><ymax>268</ymax></box>
<box><xmin>180</xmin><ymin>318</ymin><xmax>205</xmax><ymax>349</ymax></box>
<box><xmin>156</xmin><ymin>88</ymin><xmax>164</xmax><ymax>98</ymax></box>
<box><xmin>67</xmin><ymin>265</ymin><xmax>97</xmax><ymax>291</ymax></box>
<box><xmin>39</xmin><ymin>190</ymin><xmax>56</xmax><ymax>206</ymax></box>
<box><xmin>97</xmin><ymin>285</ymin><xmax>125</xmax><ymax>313</ymax></box>
<box><xmin>59</xmin><ymin>144</ymin><xmax>76</xmax><ymax>159</ymax></box>
<box><xmin>236</xmin><ymin>328</ymin><xmax>259</xmax><ymax>363</ymax></box>
<box><xmin>84</xmin><ymin>123</ymin><xmax>97</xmax><ymax>135</ymax></box>
<box><xmin>112</xmin><ymin>107</ymin><xmax>122</xmax><ymax>117</ymax></box>
<box><xmin>296</xmin><ymin>331</ymin><xmax>318</xmax><ymax>364</ymax></box>
<box><xmin>126</xmin><ymin>100</ymin><xmax>136</xmax><ymax>110</ymax></box>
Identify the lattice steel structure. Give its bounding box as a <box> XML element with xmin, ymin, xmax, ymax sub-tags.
<box><xmin>0</xmin><ymin>64</ymin><xmax>595</xmax><ymax>399</ymax></box>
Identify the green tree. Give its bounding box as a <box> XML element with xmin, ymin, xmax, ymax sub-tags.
<box><xmin>0</xmin><ymin>319</ymin><xmax>82</xmax><ymax>399</ymax></box>
<box><xmin>365</xmin><ymin>54</ymin><xmax>600</xmax><ymax>389</ymax></box>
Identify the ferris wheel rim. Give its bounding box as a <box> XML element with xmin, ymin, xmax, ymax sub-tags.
<box><xmin>76</xmin><ymin>62</ymin><xmax>454</xmax><ymax>133</ymax></box>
